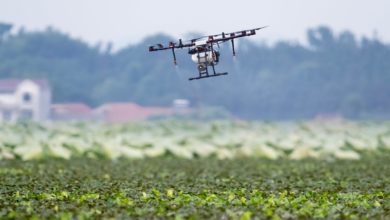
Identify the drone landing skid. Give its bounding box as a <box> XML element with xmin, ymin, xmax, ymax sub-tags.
<box><xmin>189</xmin><ymin>72</ymin><xmax>228</xmax><ymax>81</ymax></box>
<box><xmin>189</xmin><ymin>63</ymin><xmax>228</xmax><ymax>81</ymax></box>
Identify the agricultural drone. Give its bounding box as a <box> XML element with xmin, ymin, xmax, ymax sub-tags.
<box><xmin>148</xmin><ymin>26</ymin><xmax>267</xmax><ymax>80</ymax></box>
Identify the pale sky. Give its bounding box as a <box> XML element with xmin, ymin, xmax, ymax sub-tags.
<box><xmin>0</xmin><ymin>0</ymin><xmax>389</xmax><ymax>49</ymax></box>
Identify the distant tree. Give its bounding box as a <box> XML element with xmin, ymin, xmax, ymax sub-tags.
<box><xmin>0</xmin><ymin>22</ymin><xmax>12</xmax><ymax>41</ymax></box>
<box><xmin>308</xmin><ymin>26</ymin><xmax>335</xmax><ymax>50</ymax></box>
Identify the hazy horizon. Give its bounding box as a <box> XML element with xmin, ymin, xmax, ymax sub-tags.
<box><xmin>1</xmin><ymin>0</ymin><xmax>389</xmax><ymax>49</ymax></box>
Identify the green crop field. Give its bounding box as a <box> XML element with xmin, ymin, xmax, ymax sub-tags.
<box><xmin>0</xmin><ymin>120</ymin><xmax>390</xmax><ymax>219</ymax></box>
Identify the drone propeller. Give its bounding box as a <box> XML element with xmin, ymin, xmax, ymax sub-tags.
<box><xmin>191</xmin><ymin>36</ymin><xmax>206</xmax><ymax>42</ymax></box>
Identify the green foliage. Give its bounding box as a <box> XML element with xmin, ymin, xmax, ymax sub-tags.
<box><xmin>1</xmin><ymin>120</ymin><xmax>390</xmax><ymax>160</ymax></box>
<box><xmin>0</xmin><ymin>25</ymin><xmax>390</xmax><ymax>118</ymax></box>
<box><xmin>0</xmin><ymin>120</ymin><xmax>389</xmax><ymax>218</ymax></box>
<box><xmin>0</xmin><ymin>155</ymin><xmax>389</xmax><ymax>219</ymax></box>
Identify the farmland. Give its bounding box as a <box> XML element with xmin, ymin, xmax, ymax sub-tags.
<box><xmin>0</xmin><ymin>120</ymin><xmax>390</xmax><ymax>219</ymax></box>
<box><xmin>1</xmin><ymin>120</ymin><xmax>390</xmax><ymax>160</ymax></box>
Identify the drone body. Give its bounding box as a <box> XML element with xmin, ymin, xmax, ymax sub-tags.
<box><xmin>148</xmin><ymin>27</ymin><xmax>267</xmax><ymax>80</ymax></box>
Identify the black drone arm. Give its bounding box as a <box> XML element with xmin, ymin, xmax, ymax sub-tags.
<box><xmin>148</xmin><ymin>26</ymin><xmax>268</xmax><ymax>51</ymax></box>
<box><xmin>206</xmin><ymin>26</ymin><xmax>268</xmax><ymax>56</ymax></box>
<box><xmin>148</xmin><ymin>26</ymin><xmax>268</xmax><ymax>64</ymax></box>
<box><xmin>149</xmin><ymin>40</ymin><xmax>194</xmax><ymax>52</ymax></box>
<box><xmin>206</xmin><ymin>26</ymin><xmax>268</xmax><ymax>44</ymax></box>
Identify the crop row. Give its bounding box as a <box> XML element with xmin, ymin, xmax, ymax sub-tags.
<box><xmin>1</xmin><ymin>156</ymin><xmax>389</xmax><ymax>219</ymax></box>
<box><xmin>2</xmin><ymin>190</ymin><xmax>388</xmax><ymax>219</ymax></box>
<box><xmin>1</xmin><ymin>120</ymin><xmax>390</xmax><ymax>160</ymax></box>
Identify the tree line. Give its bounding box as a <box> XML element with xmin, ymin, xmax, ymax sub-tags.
<box><xmin>0</xmin><ymin>22</ymin><xmax>389</xmax><ymax>119</ymax></box>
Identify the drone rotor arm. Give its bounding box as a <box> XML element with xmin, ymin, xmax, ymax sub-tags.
<box><xmin>203</xmin><ymin>26</ymin><xmax>268</xmax><ymax>44</ymax></box>
<box><xmin>149</xmin><ymin>26</ymin><xmax>268</xmax><ymax>51</ymax></box>
<box><xmin>148</xmin><ymin>38</ymin><xmax>196</xmax><ymax>52</ymax></box>
<box><xmin>148</xmin><ymin>26</ymin><xmax>268</xmax><ymax>68</ymax></box>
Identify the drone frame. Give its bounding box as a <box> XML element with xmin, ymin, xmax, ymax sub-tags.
<box><xmin>188</xmin><ymin>43</ymin><xmax>227</xmax><ymax>80</ymax></box>
<box><xmin>148</xmin><ymin>26</ymin><xmax>267</xmax><ymax>80</ymax></box>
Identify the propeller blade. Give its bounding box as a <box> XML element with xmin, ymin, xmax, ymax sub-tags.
<box><xmin>253</xmin><ymin>26</ymin><xmax>268</xmax><ymax>31</ymax></box>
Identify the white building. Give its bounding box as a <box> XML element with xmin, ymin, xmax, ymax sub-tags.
<box><xmin>0</xmin><ymin>79</ymin><xmax>51</xmax><ymax>122</ymax></box>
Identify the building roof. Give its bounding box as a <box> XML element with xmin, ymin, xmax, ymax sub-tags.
<box><xmin>51</xmin><ymin>103</ymin><xmax>92</xmax><ymax>115</ymax></box>
<box><xmin>0</xmin><ymin>79</ymin><xmax>49</xmax><ymax>92</ymax></box>
<box><xmin>95</xmin><ymin>102</ymin><xmax>173</xmax><ymax>123</ymax></box>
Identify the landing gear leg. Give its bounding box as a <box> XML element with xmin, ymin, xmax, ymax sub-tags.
<box><xmin>189</xmin><ymin>63</ymin><xmax>228</xmax><ymax>81</ymax></box>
